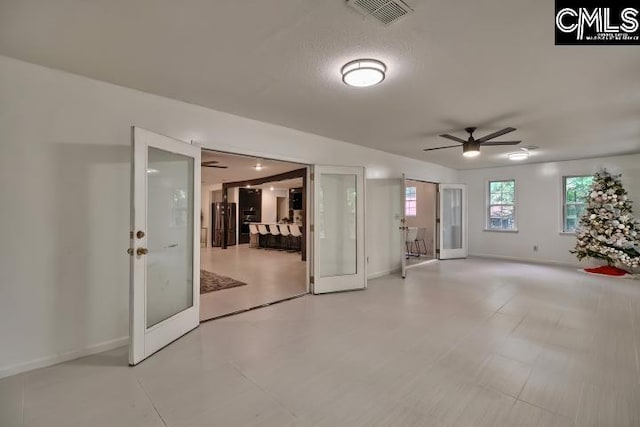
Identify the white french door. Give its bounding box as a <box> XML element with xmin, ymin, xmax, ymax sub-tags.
<box><xmin>438</xmin><ymin>184</ymin><xmax>467</xmax><ymax>259</ymax></box>
<box><xmin>129</xmin><ymin>127</ymin><xmax>200</xmax><ymax>365</ymax></box>
<box><xmin>312</xmin><ymin>166</ymin><xmax>366</xmax><ymax>293</ymax></box>
<box><xmin>400</xmin><ymin>174</ymin><xmax>408</xmax><ymax>278</ymax></box>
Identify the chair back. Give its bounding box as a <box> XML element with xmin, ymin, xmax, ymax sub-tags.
<box><xmin>257</xmin><ymin>224</ymin><xmax>270</xmax><ymax>235</ymax></box>
<box><xmin>269</xmin><ymin>224</ymin><xmax>280</xmax><ymax>236</ymax></box>
<box><xmin>406</xmin><ymin>227</ymin><xmax>418</xmax><ymax>242</ymax></box>
<box><xmin>249</xmin><ymin>224</ymin><xmax>259</xmax><ymax>235</ymax></box>
<box><xmin>289</xmin><ymin>224</ymin><xmax>302</xmax><ymax>237</ymax></box>
<box><xmin>279</xmin><ymin>224</ymin><xmax>290</xmax><ymax>236</ymax></box>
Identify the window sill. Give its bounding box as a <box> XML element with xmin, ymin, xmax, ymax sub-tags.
<box><xmin>483</xmin><ymin>228</ymin><xmax>518</xmax><ymax>233</ymax></box>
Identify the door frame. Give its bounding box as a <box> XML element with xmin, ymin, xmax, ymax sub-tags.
<box><xmin>197</xmin><ymin>147</ymin><xmax>313</xmax><ymax>299</ymax></box>
<box><xmin>401</xmin><ymin>176</ymin><xmax>440</xmax><ymax>278</ymax></box>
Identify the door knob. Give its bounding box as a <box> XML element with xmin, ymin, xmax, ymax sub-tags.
<box><xmin>127</xmin><ymin>248</ymin><xmax>134</xmax><ymax>255</ymax></box>
<box><xmin>136</xmin><ymin>247</ymin><xmax>149</xmax><ymax>256</ymax></box>
<box><xmin>136</xmin><ymin>230</ymin><xmax>145</xmax><ymax>239</ymax></box>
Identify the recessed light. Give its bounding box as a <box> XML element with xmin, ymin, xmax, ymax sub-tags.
<box><xmin>246</xmin><ymin>184</ymin><xmax>251</xmax><ymax>188</ymax></box>
<box><xmin>341</xmin><ymin>59</ymin><xmax>386</xmax><ymax>87</ymax></box>
<box><xmin>254</xmin><ymin>162</ymin><xmax>263</xmax><ymax>171</ymax></box>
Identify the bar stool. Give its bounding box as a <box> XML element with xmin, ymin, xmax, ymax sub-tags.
<box><xmin>405</xmin><ymin>227</ymin><xmax>419</xmax><ymax>258</ymax></box>
<box><xmin>278</xmin><ymin>224</ymin><xmax>292</xmax><ymax>250</ymax></box>
<box><xmin>289</xmin><ymin>224</ymin><xmax>303</xmax><ymax>252</ymax></box>
<box><xmin>268</xmin><ymin>224</ymin><xmax>281</xmax><ymax>249</ymax></box>
<box><xmin>257</xmin><ymin>224</ymin><xmax>270</xmax><ymax>249</ymax></box>
<box><xmin>249</xmin><ymin>224</ymin><xmax>260</xmax><ymax>248</ymax></box>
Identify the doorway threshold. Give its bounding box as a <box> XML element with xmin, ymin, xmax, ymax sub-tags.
<box><xmin>199</xmin><ymin>292</ymin><xmax>310</xmax><ymax>323</ymax></box>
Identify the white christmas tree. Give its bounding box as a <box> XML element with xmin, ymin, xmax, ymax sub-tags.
<box><xmin>572</xmin><ymin>170</ymin><xmax>640</xmax><ymax>270</ymax></box>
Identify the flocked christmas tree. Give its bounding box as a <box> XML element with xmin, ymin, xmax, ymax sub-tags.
<box><xmin>572</xmin><ymin>170</ymin><xmax>640</xmax><ymax>271</ymax></box>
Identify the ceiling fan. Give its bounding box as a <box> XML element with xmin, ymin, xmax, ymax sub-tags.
<box><xmin>201</xmin><ymin>160</ymin><xmax>228</xmax><ymax>169</ymax></box>
<box><xmin>424</xmin><ymin>127</ymin><xmax>521</xmax><ymax>157</ymax></box>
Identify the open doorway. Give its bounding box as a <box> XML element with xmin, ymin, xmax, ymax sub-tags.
<box><xmin>404</xmin><ymin>178</ymin><xmax>438</xmax><ymax>269</ymax></box>
<box><xmin>199</xmin><ymin>149</ymin><xmax>308</xmax><ymax>320</ymax></box>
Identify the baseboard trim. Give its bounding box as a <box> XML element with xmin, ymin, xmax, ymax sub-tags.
<box><xmin>0</xmin><ymin>336</ymin><xmax>128</xmax><ymax>380</ymax></box>
<box><xmin>469</xmin><ymin>253</ymin><xmax>581</xmax><ymax>268</ymax></box>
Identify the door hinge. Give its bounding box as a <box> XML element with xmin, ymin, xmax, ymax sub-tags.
<box><xmin>436</xmin><ymin>219</ymin><xmax>441</xmax><ymax>224</ymax></box>
<box><xmin>310</xmin><ymin>224</ymin><xmax>314</xmax><ymax>232</ymax></box>
<box><xmin>310</xmin><ymin>173</ymin><xmax>314</xmax><ymax>181</ymax></box>
<box><xmin>435</xmin><ymin>249</ymin><xmax>441</xmax><ymax>254</ymax></box>
<box><xmin>310</xmin><ymin>276</ymin><xmax>315</xmax><ymax>284</ymax></box>
<box><xmin>129</xmin><ymin>231</ymin><xmax>134</xmax><ymax>239</ymax></box>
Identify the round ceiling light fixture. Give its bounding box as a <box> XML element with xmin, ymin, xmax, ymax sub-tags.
<box><xmin>508</xmin><ymin>148</ymin><xmax>532</xmax><ymax>161</ymax></box>
<box><xmin>341</xmin><ymin>59</ymin><xmax>386</xmax><ymax>88</ymax></box>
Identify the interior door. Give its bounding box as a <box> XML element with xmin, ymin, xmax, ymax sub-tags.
<box><xmin>312</xmin><ymin>166</ymin><xmax>366</xmax><ymax>293</ymax></box>
<box><xmin>438</xmin><ymin>184</ymin><xmax>468</xmax><ymax>259</ymax></box>
<box><xmin>400</xmin><ymin>174</ymin><xmax>408</xmax><ymax>278</ymax></box>
<box><xmin>129</xmin><ymin>127</ymin><xmax>201</xmax><ymax>365</ymax></box>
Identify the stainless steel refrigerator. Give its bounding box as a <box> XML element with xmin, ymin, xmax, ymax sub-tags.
<box><xmin>211</xmin><ymin>202</ymin><xmax>236</xmax><ymax>247</ymax></box>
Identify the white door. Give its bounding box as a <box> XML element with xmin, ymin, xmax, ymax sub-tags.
<box><xmin>312</xmin><ymin>166</ymin><xmax>366</xmax><ymax>293</ymax></box>
<box><xmin>438</xmin><ymin>184</ymin><xmax>468</xmax><ymax>259</ymax></box>
<box><xmin>129</xmin><ymin>127</ymin><xmax>200</xmax><ymax>365</ymax></box>
<box><xmin>400</xmin><ymin>174</ymin><xmax>408</xmax><ymax>278</ymax></box>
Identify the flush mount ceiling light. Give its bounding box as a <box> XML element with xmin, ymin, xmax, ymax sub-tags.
<box><xmin>508</xmin><ymin>151</ymin><xmax>530</xmax><ymax>161</ymax></box>
<box><xmin>508</xmin><ymin>147</ymin><xmax>533</xmax><ymax>161</ymax></box>
<box><xmin>341</xmin><ymin>59</ymin><xmax>386</xmax><ymax>87</ymax></box>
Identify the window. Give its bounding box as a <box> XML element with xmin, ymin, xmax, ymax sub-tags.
<box><xmin>487</xmin><ymin>180</ymin><xmax>516</xmax><ymax>230</ymax></box>
<box><xmin>563</xmin><ymin>175</ymin><xmax>594</xmax><ymax>232</ymax></box>
<box><xmin>405</xmin><ymin>186</ymin><xmax>417</xmax><ymax>216</ymax></box>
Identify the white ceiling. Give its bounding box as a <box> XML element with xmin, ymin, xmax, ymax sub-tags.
<box><xmin>201</xmin><ymin>150</ymin><xmax>304</xmax><ymax>184</ymax></box>
<box><xmin>1</xmin><ymin>0</ymin><xmax>638</xmax><ymax>169</ymax></box>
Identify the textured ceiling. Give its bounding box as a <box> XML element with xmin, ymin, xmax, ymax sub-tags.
<box><xmin>1</xmin><ymin>0</ymin><xmax>638</xmax><ymax>169</ymax></box>
<box><xmin>201</xmin><ymin>150</ymin><xmax>303</xmax><ymax>184</ymax></box>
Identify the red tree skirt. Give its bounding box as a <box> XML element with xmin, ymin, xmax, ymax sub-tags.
<box><xmin>584</xmin><ymin>265</ymin><xmax>629</xmax><ymax>276</ymax></box>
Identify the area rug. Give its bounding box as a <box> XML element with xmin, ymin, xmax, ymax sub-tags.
<box><xmin>200</xmin><ymin>269</ymin><xmax>247</xmax><ymax>294</ymax></box>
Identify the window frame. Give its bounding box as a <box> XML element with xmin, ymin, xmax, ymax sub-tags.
<box><xmin>485</xmin><ymin>179</ymin><xmax>518</xmax><ymax>232</ymax></box>
<box><xmin>405</xmin><ymin>186</ymin><xmax>417</xmax><ymax>217</ymax></box>
<box><xmin>562</xmin><ymin>175</ymin><xmax>594</xmax><ymax>234</ymax></box>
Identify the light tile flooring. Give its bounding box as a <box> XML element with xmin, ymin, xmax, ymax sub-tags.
<box><xmin>200</xmin><ymin>245</ymin><xmax>307</xmax><ymax>320</ymax></box>
<box><xmin>2</xmin><ymin>258</ymin><xmax>640</xmax><ymax>426</ymax></box>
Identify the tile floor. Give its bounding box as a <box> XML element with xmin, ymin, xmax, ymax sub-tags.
<box><xmin>2</xmin><ymin>258</ymin><xmax>640</xmax><ymax>426</ymax></box>
<box><xmin>199</xmin><ymin>244</ymin><xmax>307</xmax><ymax>320</ymax></box>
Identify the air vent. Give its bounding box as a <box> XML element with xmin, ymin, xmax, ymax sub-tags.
<box><xmin>347</xmin><ymin>0</ymin><xmax>414</xmax><ymax>26</ymax></box>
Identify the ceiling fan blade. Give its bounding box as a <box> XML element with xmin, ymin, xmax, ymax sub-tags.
<box><xmin>476</xmin><ymin>127</ymin><xmax>516</xmax><ymax>143</ymax></box>
<box><xmin>423</xmin><ymin>145</ymin><xmax>461</xmax><ymax>152</ymax></box>
<box><xmin>480</xmin><ymin>141</ymin><xmax>521</xmax><ymax>146</ymax></box>
<box><xmin>439</xmin><ymin>134</ymin><xmax>467</xmax><ymax>144</ymax></box>
<box><xmin>201</xmin><ymin>164</ymin><xmax>229</xmax><ymax>168</ymax></box>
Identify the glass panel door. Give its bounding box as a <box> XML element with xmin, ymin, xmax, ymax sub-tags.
<box><xmin>400</xmin><ymin>174</ymin><xmax>408</xmax><ymax>278</ymax></box>
<box><xmin>312</xmin><ymin>166</ymin><xmax>365</xmax><ymax>293</ymax></box>
<box><xmin>129</xmin><ymin>127</ymin><xmax>200</xmax><ymax>365</ymax></box>
<box><xmin>438</xmin><ymin>184</ymin><xmax>467</xmax><ymax>259</ymax></box>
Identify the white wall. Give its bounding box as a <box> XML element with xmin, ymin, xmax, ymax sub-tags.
<box><xmin>459</xmin><ymin>154</ymin><xmax>640</xmax><ymax>266</ymax></box>
<box><xmin>0</xmin><ymin>55</ymin><xmax>456</xmax><ymax>377</ymax></box>
<box><xmin>261</xmin><ymin>189</ymin><xmax>288</xmax><ymax>224</ymax></box>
